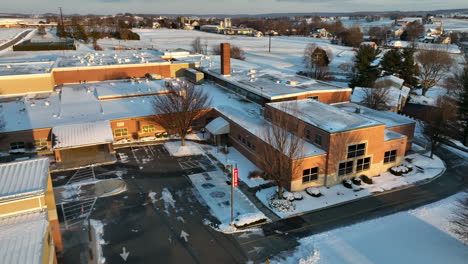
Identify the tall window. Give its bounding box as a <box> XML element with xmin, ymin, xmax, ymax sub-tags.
<box><xmin>314</xmin><ymin>134</ymin><xmax>322</xmax><ymax>146</ymax></box>
<box><xmin>10</xmin><ymin>141</ymin><xmax>25</xmax><ymax>150</ymax></box>
<box><xmin>356</xmin><ymin>157</ymin><xmax>371</xmax><ymax>172</ymax></box>
<box><xmin>384</xmin><ymin>150</ymin><xmax>397</xmax><ymax>163</ymax></box>
<box><xmin>142</xmin><ymin>125</ymin><xmax>155</xmax><ymax>133</ymax></box>
<box><xmin>347</xmin><ymin>143</ymin><xmax>366</xmax><ymax>159</ymax></box>
<box><xmin>304</xmin><ymin>129</ymin><xmax>311</xmax><ymax>140</ymax></box>
<box><xmin>34</xmin><ymin>138</ymin><xmax>48</xmax><ymax>147</ymax></box>
<box><xmin>114</xmin><ymin>128</ymin><xmax>129</xmax><ymax>137</ymax></box>
<box><xmin>302</xmin><ymin>167</ymin><xmax>319</xmax><ymax>183</ymax></box>
<box><xmin>338</xmin><ymin>161</ymin><xmax>354</xmax><ymax>176</ymax></box>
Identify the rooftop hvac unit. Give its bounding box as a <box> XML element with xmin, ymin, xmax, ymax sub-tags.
<box><xmin>287</xmin><ymin>80</ymin><xmax>298</xmax><ymax>85</ymax></box>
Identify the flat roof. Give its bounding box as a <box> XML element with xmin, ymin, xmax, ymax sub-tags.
<box><xmin>52</xmin><ymin>120</ymin><xmax>114</xmax><ymax>149</ymax></box>
<box><xmin>93</xmin><ymin>79</ymin><xmax>169</xmax><ymax>99</ymax></box>
<box><xmin>0</xmin><ymin>83</ymin><xmax>158</xmax><ymax>133</ymax></box>
<box><xmin>385</xmin><ymin>129</ymin><xmax>405</xmax><ymax>141</ymax></box>
<box><xmin>268</xmin><ymin>99</ymin><xmax>383</xmax><ymax>133</ymax></box>
<box><xmin>333</xmin><ymin>102</ymin><xmax>415</xmax><ymax>128</ymax></box>
<box><xmin>0</xmin><ymin>158</ymin><xmax>49</xmax><ymax>200</ymax></box>
<box><xmin>0</xmin><ymin>211</ymin><xmax>48</xmax><ymax>264</ymax></box>
<box><xmin>198</xmin><ymin>81</ymin><xmax>326</xmax><ymax>158</ymax></box>
<box><xmin>0</xmin><ymin>61</ymin><xmax>54</xmax><ymax>76</ymax></box>
<box><xmin>54</xmin><ymin>50</ymin><xmax>166</xmax><ymax>68</ymax></box>
<box><xmin>200</xmin><ymin>56</ymin><xmax>351</xmax><ymax>100</ymax></box>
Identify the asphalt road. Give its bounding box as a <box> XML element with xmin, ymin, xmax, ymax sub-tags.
<box><xmin>56</xmin><ymin>142</ymin><xmax>467</xmax><ymax>263</ymax></box>
<box><xmin>0</xmin><ymin>29</ymin><xmax>33</xmax><ymax>51</ymax></box>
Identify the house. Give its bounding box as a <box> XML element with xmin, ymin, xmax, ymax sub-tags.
<box><xmin>360</xmin><ymin>41</ymin><xmax>378</xmax><ymax>48</ymax></box>
<box><xmin>310</xmin><ymin>28</ymin><xmax>330</xmax><ymax>38</ymax></box>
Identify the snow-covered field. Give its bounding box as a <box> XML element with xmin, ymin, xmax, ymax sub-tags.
<box><xmin>164</xmin><ymin>141</ymin><xmax>204</xmax><ymax>157</ymax></box>
<box><xmin>271</xmin><ymin>193</ymin><xmax>467</xmax><ymax>264</ymax></box>
<box><xmin>0</xmin><ymin>28</ymin><xmax>27</xmax><ymax>44</ymax></box>
<box><xmin>257</xmin><ymin>151</ymin><xmax>445</xmax><ymax>218</ymax></box>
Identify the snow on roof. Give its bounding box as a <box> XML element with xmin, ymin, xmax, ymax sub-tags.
<box><xmin>205</xmin><ymin>117</ymin><xmax>230</xmax><ymax>135</ymax></box>
<box><xmin>385</xmin><ymin>129</ymin><xmax>405</xmax><ymax>141</ymax></box>
<box><xmin>80</xmin><ymin>79</ymin><xmax>169</xmax><ymax>100</ymax></box>
<box><xmin>0</xmin><ymin>61</ymin><xmax>54</xmax><ymax>76</ymax></box>
<box><xmin>268</xmin><ymin>99</ymin><xmax>383</xmax><ymax>133</ymax></box>
<box><xmin>387</xmin><ymin>41</ymin><xmax>461</xmax><ymax>54</ymax></box>
<box><xmin>200</xmin><ymin>56</ymin><xmax>351</xmax><ymax>100</ymax></box>
<box><xmin>0</xmin><ymin>157</ymin><xmax>49</xmax><ymax>200</ymax></box>
<box><xmin>377</xmin><ymin>75</ymin><xmax>405</xmax><ymax>87</ymax></box>
<box><xmin>52</xmin><ymin>120</ymin><xmax>114</xmax><ymax>149</ymax></box>
<box><xmin>0</xmin><ymin>211</ymin><xmax>48</xmax><ymax>264</ymax></box>
<box><xmin>333</xmin><ymin>102</ymin><xmax>415</xmax><ymax>128</ymax></box>
<box><xmin>201</xmin><ymin>82</ymin><xmax>325</xmax><ymax>158</ymax></box>
<box><xmin>55</xmin><ymin>50</ymin><xmax>166</xmax><ymax>68</ymax></box>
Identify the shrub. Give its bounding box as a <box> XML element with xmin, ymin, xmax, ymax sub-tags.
<box><xmin>248</xmin><ymin>170</ymin><xmax>264</xmax><ymax>179</ymax></box>
<box><xmin>389</xmin><ymin>165</ymin><xmax>412</xmax><ymax>176</ymax></box>
<box><xmin>306</xmin><ymin>187</ymin><xmax>322</xmax><ymax>197</ymax></box>
<box><xmin>343</xmin><ymin>180</ymin><xmax>353</xmax><ymax>189</ymax></box>
<box><xmin>293</xmin><ymin>192</ymin><xmax>303</xmax><ymax>200</ymax></box>
<box><xmin>352</xmin><ymin>177</ymin><xmax>362</xmax><ymax>185</ymax></box>
<box><xmin>360</xmin><ymin>175</ymin><xmax>373</xmax><ymax>184</ymax></box>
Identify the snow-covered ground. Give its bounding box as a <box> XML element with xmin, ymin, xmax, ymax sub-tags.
<box><xmin>164</xmin><ymin>140</ymin><xmax>204</xmax><ymax>157</ymax></box>
<box><xmin>0</xmin><ymin>28</ymin><xmax>27</xmax><ymax>45</ymax></box>
<box><xmin>257</xmin><ymin>150</ymin><xmax>445</xmax><ymax>218</ymax></box>
<box><xmin>189</xmin><ymin>170</ymin><xmax>268</xmax><ymax>232</ymax></box>
<box><xmin>271</xmin><ymin>193</ymin><xmax>467</xmax><ymax>264</ymax></box>
<box><xmin>202</xmin><ymin>145</ymin><xmax>269</xmax><ymax>188</ymax></box>
<box><xmin>90</xmin><ymin>219</ymin><xmax>106</xmax><ymax>264</ymax></box>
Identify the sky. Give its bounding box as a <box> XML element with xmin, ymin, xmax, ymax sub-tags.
<box><xmin>1</xmin><ymin>0</ymin><xmax>467</xmax><ymax>15</ymax></box>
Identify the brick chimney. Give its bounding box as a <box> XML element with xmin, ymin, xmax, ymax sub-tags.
<box><xmin>220</xmin><ymin>43</ymin><xmax>231</xmax><ymax>76</ymax></box>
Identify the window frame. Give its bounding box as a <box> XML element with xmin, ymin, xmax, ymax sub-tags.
<box><xmin>114</xmin><ymin>128</ymin><xmax>129</xmax><ymax>137</ymax></box>
<box><xmin>308</xmin><ymin>96</ymin><xmax>319</xmax><ymax>100</ymax></box>
<box><xmin>338</xmin><ymin>161</ymin><xmax>354</xmax><ymax>176</ymax></box>
<box><xmin>10</xmin><ymin>141</ymin><xmax>25</xmax><ymax>150</ymax></box>
<box><xmin>302</xmin><ymin>167</ymin><xmax>319</xmax><ymax>183</ymax></box>
<box><xmin>34</xmin><ymin>138</ymin><xmax>48</xmax><ymax>147</ymax></box>
<box><xmin>314</xmin><ymin>134</ymin><xmax>322</xmax><ymax>146</ymax></box>
<box><xmin>356</xmin><ymin>157</ymin><xmax>371</xmax><ymax>172</ymax></box>
<box><xmin>142</xmin><ymin>124</ymin><xmax>155</xmax><ymax>134</ymax></box>
<box><xmin>304</xmin><ymin>128</ymin><xmax>311</xmax><ymax>140</ymax></box>
<box><xmin>347</xmin><ymin>143</ymin><xmax>366</xmax><ymax>159</ymax></box>
<box><xmin>384</xmin><ymin>150</ymin><xmax>397</xmax><ymax>163</ymax></box>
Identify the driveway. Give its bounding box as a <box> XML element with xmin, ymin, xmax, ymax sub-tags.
<box><xmin>0</xmin><ymin>29</ymin><xmax>33</xmax><ymax>51</ymax></box>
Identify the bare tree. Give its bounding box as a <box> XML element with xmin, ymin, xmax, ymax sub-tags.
<box><xmin>423</xmin><ymin>96</ymin><xmax>458</xmax><ymax>158</ymax></box>
<box><xmin>416</xmin><ymin>48</ymin><xmax>453</xmax><ymax>96</ymax></box>
<box><xmin>212</xmin><ymin>44</ymin><xmax>245</xmax><ymax>60</ymax></box>
<box><xmin>191</xmin><ymin>37</ymin><xmax>206</xmax><ymax>54</ymax></box>
<box><xmin>361</xmin><ymin>87</ymin><xmax>391</xmax><ymax>110</ymax></box>
<box><xmin>401</xmin><ymin>21</ymin><xmax>425</xmax><ymax>42</ymax></box>
<box><xmin>451</xmin><ymin>191</ymin><xmax>468</xmax><ymax>244</ymax></box>
<box><xmin>259</xmin><ymin>103</ymin><xmax>305</xmax><ymax>199</ymax></box>
<box><xmin>303</xmin><ymin>43</ymin><xmax>332</xmax><ymax>80</ymax></box>
<box><xmin>152</xmin><ymin>80</ymin><xmax>210</xmax><ymax>146</ymax></box>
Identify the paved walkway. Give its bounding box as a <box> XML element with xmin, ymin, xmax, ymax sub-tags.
<box><xmin>0</xmin><ymin>29</ymin><xmax>33</xmax><ymax>51</ymax></box>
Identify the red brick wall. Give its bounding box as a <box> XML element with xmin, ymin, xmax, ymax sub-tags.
<box><xmin>53</xmin><ymin>64</ymin><xmax>172</xmax><ymax>85</ymax></box>
<box><xmin>387</xmin><ymin>123</ymin><xmax>415</xmax><ymax>152</ymax></box>
<box><xmin>220</xmin><ymin>43</ymin><xmax>231</xmax><ymax>75</ymax></box>
<box><xmin>0</xmin><ymin>128</ymin><xmax>52</xmax><ymax>152</ymax></box>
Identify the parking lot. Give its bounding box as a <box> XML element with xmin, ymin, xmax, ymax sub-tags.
<box><xmin>55</xmin><ymin>143</ymin><xmax>259</xmax><ymax>264</ymax></box>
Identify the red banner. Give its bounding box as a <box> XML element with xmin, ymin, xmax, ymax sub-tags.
<box><xmin>233</xmin><ymin>168</ymin><xmax>239</xmax><ymax>187</ymax></box>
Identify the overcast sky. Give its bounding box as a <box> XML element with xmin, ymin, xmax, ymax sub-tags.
<box><xmin>2</xmin><ymin>0</ymin><xmax>467</xmax><ymax>15</ymax></box>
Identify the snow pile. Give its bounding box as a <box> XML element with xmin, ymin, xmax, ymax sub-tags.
<box><xmin>233</xmin><ymin>212</ymin><xmax>266</xmax><ymax>227</ymax></box>
<box><xmin>306</xmin><ymin>187</ymin><xmax>321</xmax><ymax>197</ymax></box>
<box><xmin>161</xmin><ymin>188</ymin><xmax>176</xmax><ymax>210</ymax></box>
<box><xmin>271</xmin><ymin>196</ymin><xmax>467</xmax><ymax>264</ymax></box>
<box><xmin>164</xmin><ymin>141</ymin><xmax>203</xmax><ymax>157</ymax></box>
<box><xmin>148</xmin><ymin>191</ymin><xmax>157</xmax><ymax>203</ymax></box>
<box><xmin>90</xmin><ymin>219</ymin><xmax>106</xmax><ymax>264</ymax></box>
<box><xmin>257</xmin><ymin>152</ymin><xmax>445</xmax><ymax>218</ymax></box>
<box><xmin>60</xmin><ymin>185</ymin><xmax>82</xmax><ymax>201</ymax></box>
<box><xmin>117</xmin><ymin>152</ymin><xmax>129</xmax><ymax>163</ymax></box>
<box><xmin>410</xmin><ymin>192</ymin><xmax>467</xmax><ymax>244</ymax></box>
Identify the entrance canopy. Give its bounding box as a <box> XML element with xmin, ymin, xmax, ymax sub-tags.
<box><xmin>52</xmin><ymin>120</ymin><xmax>114</xmax><ymax>149</ymax></box>
<box><xmin>206</xmin><ymin>117</ymin><xmax>230</xmax><ymax>135</ymax></box>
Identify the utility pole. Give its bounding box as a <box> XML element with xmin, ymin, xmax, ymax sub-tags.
<box><xmin>268</xmin><ymin>35</ymin><xmax>272</xmax><ymax>53</ymax></box>
<box><xmin>59</xmin><ymin>7</ymin><xmax>64</xmax><ymax>26</ymax></box>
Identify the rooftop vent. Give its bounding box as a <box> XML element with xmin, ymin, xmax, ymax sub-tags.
<box><xmin>355</xmin><ymin>107</ymin><xmax>361</xmax><ymax>114</ymax></box>
<box><xmin>287</xmin><ymin>80</ymin><xmax>298</xmax><ymax>85</ymax></box>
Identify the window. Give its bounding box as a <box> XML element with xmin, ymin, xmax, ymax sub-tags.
<box><xmin>142</xmin><ymin>125</ymin><xmax>155</xmax><ymax>133</ymax></box>
<box><xmin>347</xmin><ymin>143</ymin><xmax>366</xmax><ymax>159</ymax></box>
<box><xmin>34</xmin><ymin>138</ymin><xmax>48</xmax><ymax>147</ymax></box>
<box><xmin>237</xmin><ymin>134</ymin><xmax>242</xmax><ymax>141</ymax></box>
<box><xmin>356</xmin><ymin>157</ymin><xmax>371</xmax><ymax>172</ymax></box>
<box><xmin>314</xmin><ymin>134</ymin><xmax>322</xmax><ymax>146</ymax></box>
<box><xmin>338</xmin><ymin>161</ymin><xmax>354</xmax><ymax>176</ymax></box>
<box><xmin>304</xmin><ymin>129</ymin><xmax>311</xmax><ymax>140</ymax></box>
<box><xmin>384</xmin><ymin>150</ymin><xmax>397</xmax><ymax>163</ymax></box>
<box><xmin>302</xmin><ymin>167</ymin><xmax>319</xmax><ymax>183</ymax></box>
<box><xmin>114</xmin><ymin>128</ymin><xmax>128</xmax><ymax>137</ymax></box>
<box><xmin>10</xmin><ymin>141</ymin><xmax>25</xmax><ymax>150</ymax></box>
<box><xmin>308</xmin><ymin>96</ymin><xmax>319</xmax><ymax>100</ymax></box>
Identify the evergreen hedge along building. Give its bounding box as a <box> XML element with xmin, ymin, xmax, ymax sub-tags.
<box><xmin>0</xmin><ymin>45</ymin><xmax>415</xmax><ymax>191</ymax></box>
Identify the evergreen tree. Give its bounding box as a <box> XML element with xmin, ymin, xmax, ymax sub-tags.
<box><xmin>56</xmin><ymin>23</ymin><xmax>67</xmax><ymax>38</ymax></box>
<box><xmin>400</xmin><ymin>48</ymin><xmax>419</xmax><ymax>88</ymax></box>
<box><xmin>458</xmin><ymin>66</ymin><xmax>468</xmax><ymax>146</ymax></box>
<box><xmin>349</xmin><ymin>45</ymin><xmax>381</xmax><ymax>88</ymax></box>
<box><xmin>381</xmin><ymin>49</ymin><xmax>402</xmax><ymax>75</ymax></box>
